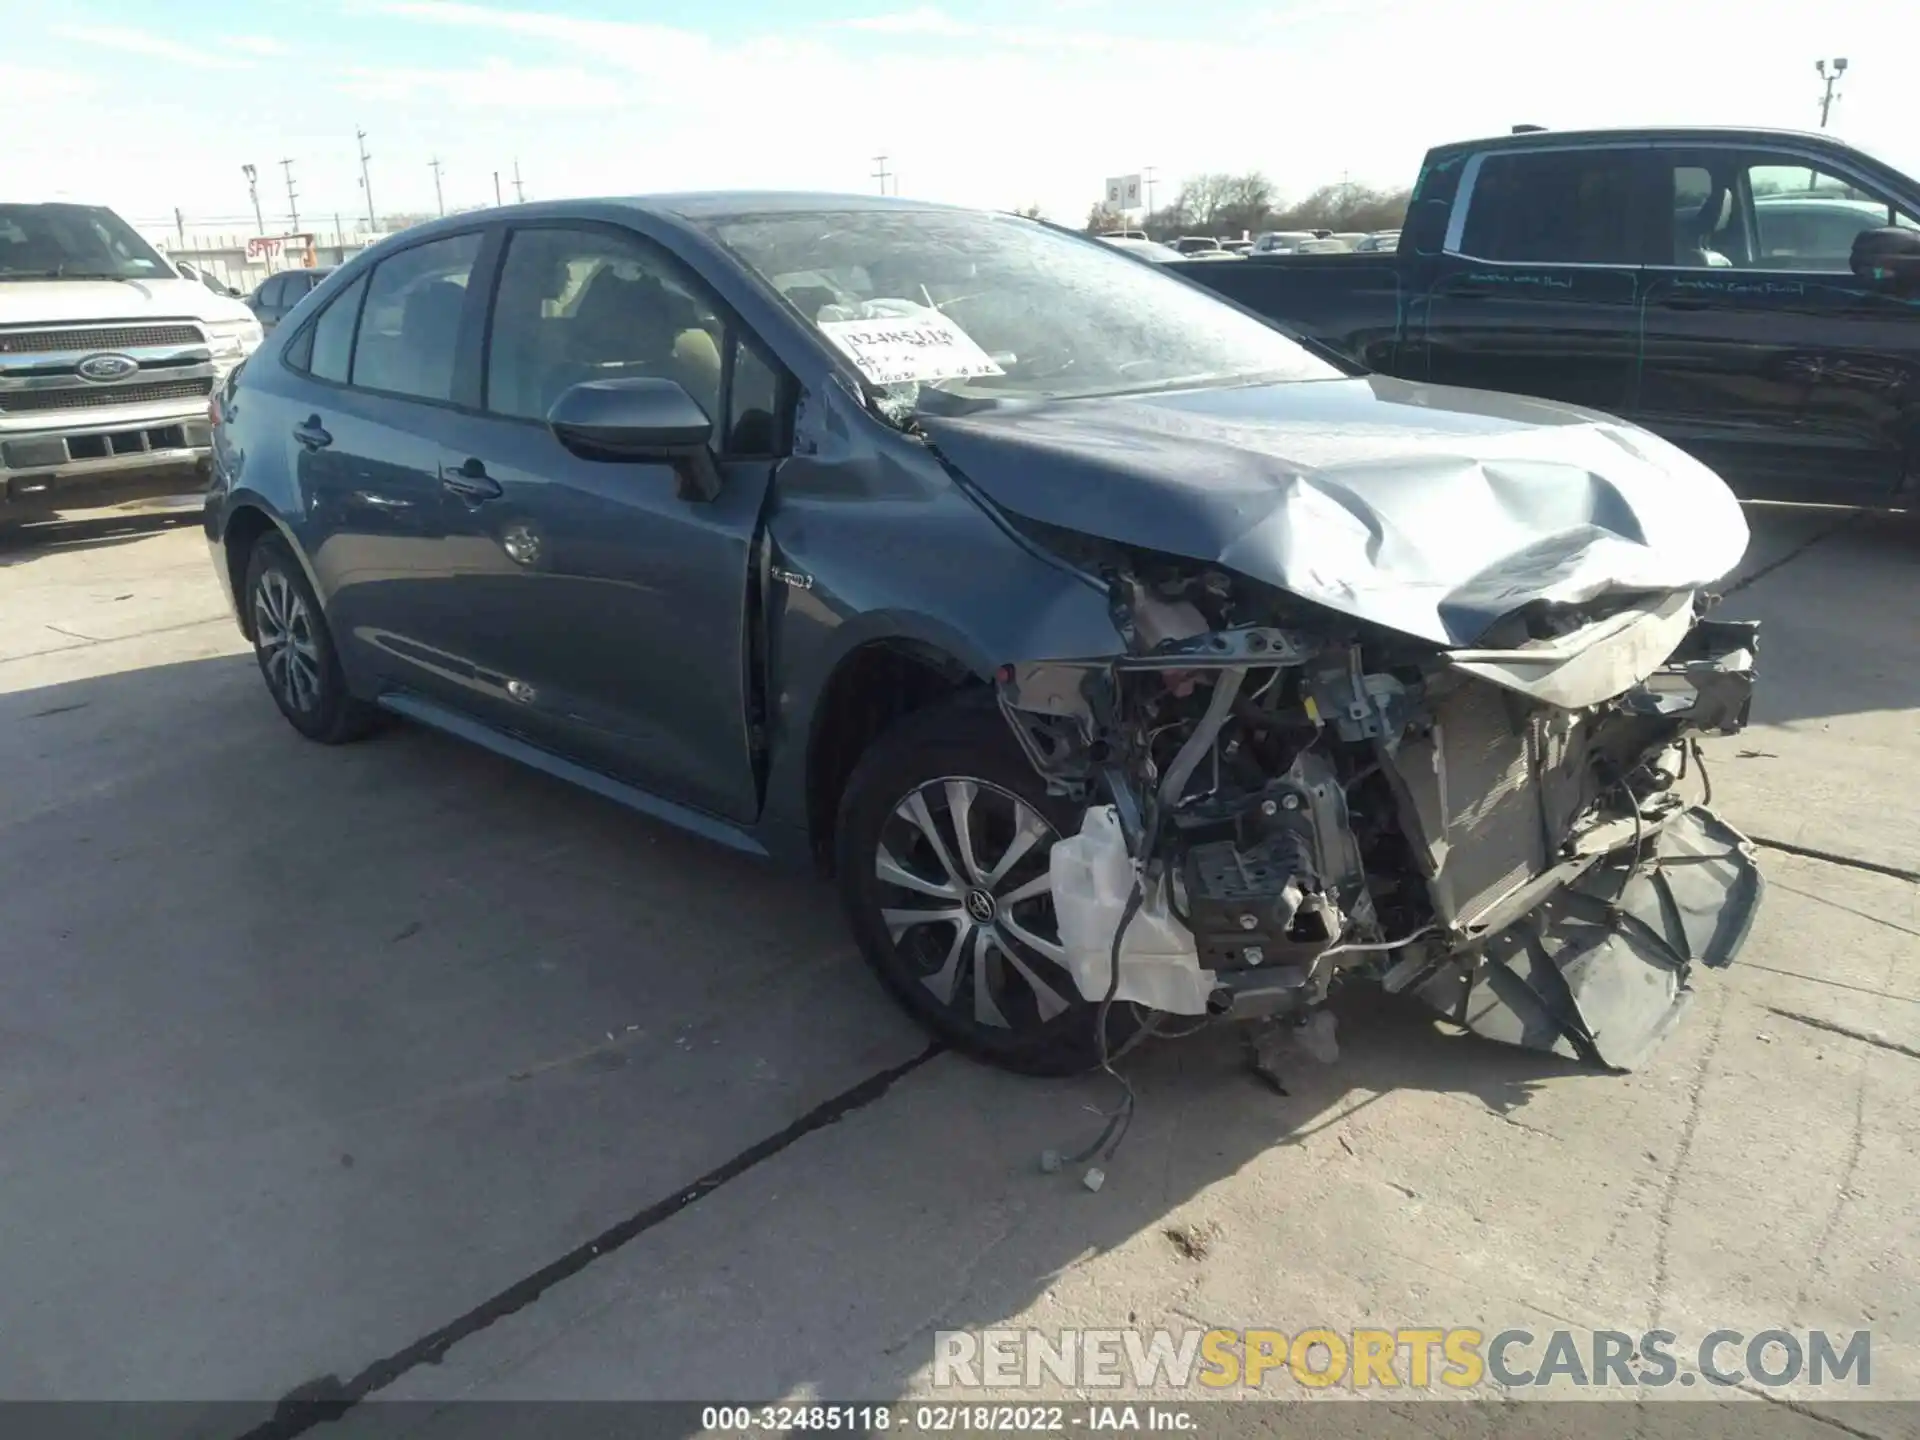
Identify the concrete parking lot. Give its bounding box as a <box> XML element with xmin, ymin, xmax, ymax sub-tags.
<box><xmin>1</xmin><ymin>503</ymin><xmax>1914</xmax><ymax>1426</ymax></box>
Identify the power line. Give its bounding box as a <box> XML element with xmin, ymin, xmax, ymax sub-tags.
<box><xmin>1816</xmin><ymin>57</ymin><xmax>1848</xmax><ymax>128</ymax></box>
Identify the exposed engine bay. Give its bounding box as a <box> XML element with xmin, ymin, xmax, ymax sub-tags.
<box><xmin>996</xmin><ymin>545</ymin><xmax>1764</xmax><ymax>1072</ymax></box>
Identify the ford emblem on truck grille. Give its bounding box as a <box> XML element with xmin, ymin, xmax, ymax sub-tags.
<box><xmin>77</xmin><ymin>353</ymin><xmax>139</xmax><ymax>382</ymax></box>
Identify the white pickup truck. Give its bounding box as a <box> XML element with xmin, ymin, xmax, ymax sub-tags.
<box><xmin>1</xmin><ymin>200</ymin><xmax>264</xmax><ymax>529</ymax></box>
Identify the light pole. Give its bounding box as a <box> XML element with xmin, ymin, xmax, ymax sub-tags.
<box><xmin>1816</xmin><ymin>57</ymin><xmax>1848</xmax><ymax>128</ymax></box>
<box><xmin>241</xmin><ymin>164</ymin><xmax>265</xmax><ymax>235</ymax></box>
<box><xmin>357</xmin><ymin>128</ymin><xmax>377</xmax><ymax>233</ymax></box>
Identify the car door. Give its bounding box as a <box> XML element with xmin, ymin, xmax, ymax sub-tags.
<box><xmin>1636</xmin><ymin>147</ymin><xmax>1920</xmax><ymax>502</ymax></box>
<box><xmin>280</xmin><ymin>230</ymin><xmax>490</xmax><ymax>704</ymax></box>
<box><xmin>422</xmin><ymin>221</ymin><xmax>786</xmax><ymax>824</ymax></box>
<box><xmin>1417</xmin><ymin>145</ymin><xmax>1648</xmax><ymax>416</ymax></box>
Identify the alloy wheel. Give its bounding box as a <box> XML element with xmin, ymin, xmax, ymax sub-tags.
<box><xmin>872</xmin><ymin>777</ymin><xmax>1077</xmax><ymax>1032</ymax></box>
<box><xmin>253</xmin><ymin>568</ymin><xmax>322</xmax><ymax>714</ymax></box>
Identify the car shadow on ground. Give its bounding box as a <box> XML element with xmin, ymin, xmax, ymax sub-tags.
<box><xmin>0</xmin><ymin>509</ymin><xmax>200</xmax><ymax>569</ymax></box>
<box><xmin>0</xmin><ymin>647</ymin><xmax>1607</xmax><ymax>1412</ymax></box>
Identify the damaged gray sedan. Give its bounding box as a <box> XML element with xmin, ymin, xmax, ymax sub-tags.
<box><xmin>206</xmin><ymin>194</ymin><xmax>1762</xmax><ymax>1078</ymax></box>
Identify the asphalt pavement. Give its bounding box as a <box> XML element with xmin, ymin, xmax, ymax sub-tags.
<box><xmin>0</xmin><ymin>504</ymin><xmax>1913</xmax><ymax>1428</ymax></box>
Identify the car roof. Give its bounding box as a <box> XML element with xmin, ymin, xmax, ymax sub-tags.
<box><xmin>1429</xmin><ymin>125</ymin><xmax>1848</xmax><ymax>160</ymax></box>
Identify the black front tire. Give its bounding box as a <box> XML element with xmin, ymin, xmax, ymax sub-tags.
<box><xmin>243</xmin><ymin>536</ymin><xmax>379</xmax><ymax>745</ymax></box>
<box><xmin>836</xmin><ymin>697</ymin><xmax>1141</xmax><ymax>1076</ymax></box>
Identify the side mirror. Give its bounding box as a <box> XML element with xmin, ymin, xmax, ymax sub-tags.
<box><xmin>546</xmin><ymin>376</ymin><xmax>721</xmax><ymax>502</ymax></box>
<box><xmin>1850</xmin><ymin>225</ymin><xmax>1920</xmax><ymax>291</ymax></box>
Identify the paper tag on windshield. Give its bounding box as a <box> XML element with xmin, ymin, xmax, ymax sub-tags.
<box><xmin>819</xmin><ymin>314</ymin><xmax>1005</xmax><ymax>386</ymax></box>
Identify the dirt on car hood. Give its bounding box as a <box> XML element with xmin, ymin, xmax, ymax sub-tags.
<box><xmin>918</xmin><ymin>374</ymin><xmax>1751</xmax><ymax>647</ymax></box>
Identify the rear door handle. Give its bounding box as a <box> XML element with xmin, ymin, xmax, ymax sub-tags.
<box><xmin>441</xmin><ymin>457</ymin><xmax>503</xmax><ymax>501</ymax></box>
<box><xmin>293</xmin><ymin>416</ymin><xmax>332</xmax><ymax>451</ymax></box>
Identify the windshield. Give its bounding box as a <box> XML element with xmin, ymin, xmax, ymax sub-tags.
<box><xmin>706</xmin><ymin>208</ymin><xmax>1339</xmax><ymax>413</ymax></box>
<box><xmin>0</xmin><ymin>204</ymin><xmax>172</xmax><ymax>280</ymax></box>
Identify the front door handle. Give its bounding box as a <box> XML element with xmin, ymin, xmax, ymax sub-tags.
<box><xmin>441</xmin><ymin>457</ymin><xmax>503</xmax><ymax>501</ymax></box>
<box><xmin>293</xmin><ymin>416</ymin><xmax>332</xmax><ymax>451</ymax></box>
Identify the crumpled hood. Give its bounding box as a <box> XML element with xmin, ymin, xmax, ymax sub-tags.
<box><xmin>0</xmin><ymin>277</ymin><xmax>252</xmax><ymax>327</ymax></box>
<box><xmin>918</xmin><ymin>375</ymin><xmax>1750</xmax><ymax>647</ymax></box>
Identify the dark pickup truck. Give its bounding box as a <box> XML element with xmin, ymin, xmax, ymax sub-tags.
<box><xmin>1173</xmin><ymin>126</ymin><xmax>1920</xmax><ymax>504</ymax></box>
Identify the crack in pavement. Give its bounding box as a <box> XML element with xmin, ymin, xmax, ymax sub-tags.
<box><xmin>236</xmin><ymin>1042</ymin><xmax>944</xmax><ymax>1440</ymax></box>
<box><xmin>1766</xmin><ymin>880</ymin><xmax>1920</xmax><ymax>940</ymax></box>
<box><xmin>1648</xmin><ymin>989</ymin><xmax>1727</xmax><ymax>1332</ymax></box>
<box><xmin>1750</xmin><ymin>836</ymin><xmax>1920</xmax><ymax>886</ymax></box>
<box><xmin>1765</xmin><ymin>1006</ymin><xmax>1920</xmax><ymax>1062</ymax></box>
<box><xmin>1793</xmin><ymin>1055</ymin><xmax>1868</xmax><ymax>1326</ymax></box>
<box><xmin>1720</xmin><ymin>509</ymin><xmax>1864</xmax><ymax>597</ymax></box>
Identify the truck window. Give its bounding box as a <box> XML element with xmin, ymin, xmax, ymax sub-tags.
<box><xmin>1746</xmin><ymin>161</ymin><xmax>1919</xmax><ymax>271</ymax></box>
<box><xmin>1455</xmin><ymin>149</ymin><xmax>1639</xmax><ymax>265</ymax></box>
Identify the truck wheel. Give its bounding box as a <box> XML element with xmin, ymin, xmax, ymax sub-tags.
<box><xmin>836</xmin><ymin>698</ymin><xmax>1140</xmax><ymax>1075</ymax></box>
<box><xmin>243</xmin><ymin>537</ymin><xmax>378</xmax><ymax>745</ymax></box>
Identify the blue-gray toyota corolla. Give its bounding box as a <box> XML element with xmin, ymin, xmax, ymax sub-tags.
<box><xmin>205</xmin><ymin>195</ymin><xmax>1765</xmax><ymax>1077</ymax></box>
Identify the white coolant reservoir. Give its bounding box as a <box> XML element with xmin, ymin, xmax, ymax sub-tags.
<box><xmin>1048</xmin><ymin>806</ymin><xmax>1213</xmax><ymax>1016</ymax></box>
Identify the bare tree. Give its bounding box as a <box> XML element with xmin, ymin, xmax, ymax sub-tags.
<box><xmin>1085</xmin><ymin>201</ymin><xmax>1131</xmax><ymax>233</ymax></box>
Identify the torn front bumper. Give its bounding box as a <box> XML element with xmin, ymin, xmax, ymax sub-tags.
<box><xmin>1387</xmin><ymin>614</ymin><xmax>1764</xmax><ymax>1071</ymax></box>
<box><xmin>1394</xmin><ymin>805</ymin><xmax>1764</xmax><ymax>1071</ymax></box>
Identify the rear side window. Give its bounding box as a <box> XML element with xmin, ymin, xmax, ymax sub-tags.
<box><xmin>259</xmin><ymin>274</ymin><xmax>290</xmax><ymax>307</ymax></box>
<box><xmin>308</xmin><ymin>274</ymin><xmax>366</xmax><ymax>383</ymax></box>
<box><xmin>351</xmin><ymin>233</ymin><xmax>481</xmax><ymax>402</ymax></box>
<box><xmin>1458</xmin><ymin>150</ymin><xmax>1640</xmax><ymax>265</ymax></box>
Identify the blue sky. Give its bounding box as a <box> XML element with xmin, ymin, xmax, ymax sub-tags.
<box><xmin>5</xmin><ymin>0</ymin><xmax>1912</xmax><ymax>237</ymax></box>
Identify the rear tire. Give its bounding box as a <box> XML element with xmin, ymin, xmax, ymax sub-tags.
<box><xmin>243</xmin><ymin>536</ymin><xmax>379</xmax><ymax>745</ymax></box>
<box><xmin>836</xmin><ymin>697</ymin><xmax>1141</xmax><ymax>1075</ymax></box>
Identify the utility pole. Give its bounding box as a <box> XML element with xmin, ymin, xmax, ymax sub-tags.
<box><xmin>174</xmin><ymin>208</ymin><xmax>186</xmax><ymax>247</ymax></box>
<box><xmin>493</xmin><ymin>170</ymin><xmax>503</xmax><ymax>206</ymax></box>
<box><xmin>356</xmin><ymin>128</ymin><xmax>376</xmax><ymax>234</ymax></box>
<box><xmin>1143</xmin><ymin>166</ymin><xmax>1157</xmax><ymax>215</ymax></box>
<box><xmin>241</xmin><ymin>164</ymin><xmax>264</xmax><ymax>236</ymax></box>
<box><xmin>872</xmin><ymin>154</ymin><xmax>893</xmax><ymax>195</ymax></box>
<box><xmin>512</xmin><ymin>158</ymin><xmax>525</xmax><ymax>203</ymax></box>
<box><xmin>1816</xmin><ymin>57</ymin><xmax>1848</xmax><ymax>128</ymax></box>
<box><xmin>429</xmin><ymin>156</ymin><xmax>445</xmax><ymax>216</ymax></box>
<box><xmin>279</xmin><ymin>158</ymin><xmax>299</xmax><ymax>233</ymax></box>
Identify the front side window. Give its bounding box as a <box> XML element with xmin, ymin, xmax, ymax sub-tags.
<box><xmin>725</xmin><ymin>338</ymin><xmax>783</xmax><ymax>455</ymax></box>
<box><xmin>1747</xmin><ymin>161</ymin><xmax>1919</xmax><ymax>271</ymax></box>
<box><xmin>0</xmin><ymin>203</ymin><xmax>169</xmax><ymax>280</ymax></box>
<box><xmin>1457</xmin><ymin>149</ymin><xmax>1640</xmax><ymax>265</ymax></box>
<box><xmin>706</xmin><ymin>208</ymin><xmax>1337</xmax><ymax>421</ymax></box>
<box><xmin>351</xmin><ymin>233</ymin><xmax>481</xmax><ymax>402</ymax></box>
<box><xmin>484</xmin><ymin>226</ymin><xmax>724</xmax><ymax>424</ymax></box>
